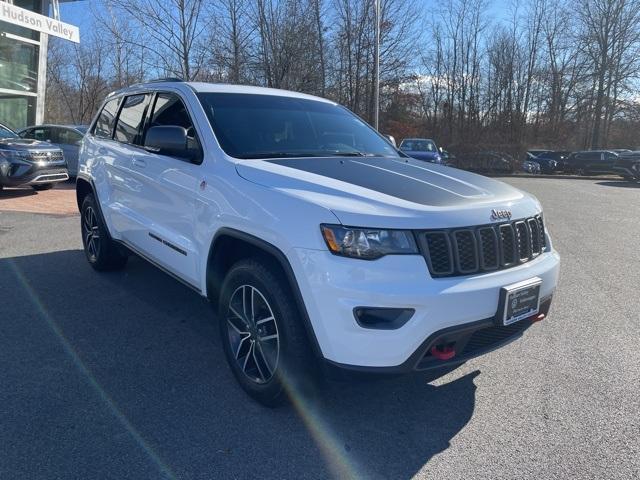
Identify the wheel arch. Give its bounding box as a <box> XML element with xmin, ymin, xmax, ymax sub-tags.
<box><xmin>206</xmin><ymin>228</ymin><xmax>323</xmax><ymax>359</ymax></box>
<box><xmin>75</xmin><ymin>175</ymin><xmax>94</xmax><ymax>213</ymax></box>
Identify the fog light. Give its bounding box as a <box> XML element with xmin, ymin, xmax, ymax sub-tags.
<box><xmin>353</xmin><ymin>307</ymin><xmax>414</xmax><ymax>330</ymax></box>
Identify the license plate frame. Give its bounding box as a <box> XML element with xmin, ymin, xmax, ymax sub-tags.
<box><xmin>498</xmin><ymin>277</ymin><xmax>542</xmax><ymax>326</ymax></box>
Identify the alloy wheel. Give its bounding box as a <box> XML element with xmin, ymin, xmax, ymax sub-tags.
<box><xmin>82</xmin><ymin>206</ymin><xmax>101</xmax><ymax>261</ymax></box>
<box><xmin>226</xmin><ymin>285</ymin><xmax>280</xmax><ymax>384</ymax></box>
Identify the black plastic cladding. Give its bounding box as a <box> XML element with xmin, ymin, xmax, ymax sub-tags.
<box><xmin>418</xmin><ymin>215</ymin><xmax>546</xmax><ymax>278</ymax></box>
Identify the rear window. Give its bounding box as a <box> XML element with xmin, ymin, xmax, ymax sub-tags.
<box><xmin>94</xmin><ymin>98</ymin><xmax>120</xmax><ymax>139</ymax></box>
<box><xmin>401</xmin><ymin>140</ymin><xmax>437</xmax><ymax>152</ymax></box>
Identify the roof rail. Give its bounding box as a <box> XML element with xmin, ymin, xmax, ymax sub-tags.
<box><xmin>146</xmin><ymin>77</ymin><xmax>184</xmax><ymax>83</ymax></box>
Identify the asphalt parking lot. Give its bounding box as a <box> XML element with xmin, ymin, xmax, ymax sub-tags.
<box><xmin>1</xmin><ymin>177</ymin><xmax>639</xmax><ymax>480</ymax></box>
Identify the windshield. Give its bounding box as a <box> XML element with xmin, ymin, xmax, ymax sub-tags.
<box><xmin>0</xmin><ymin>125</ymin><xmax>18</xmax><ymax>139</ymax></box>
<box><xmin>197</xmin><ymin>93</ymin><xmax>399</xmax><ymax>159</ymax></box>
<box><xmin>400</xmin><ymin>139</ymin><xmax>437</xmax><ymax>152</ymax></box>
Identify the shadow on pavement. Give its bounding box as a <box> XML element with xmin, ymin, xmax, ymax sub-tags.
<box><xmin>0</xmin><ymin>249</ymin><xmax>478</xmax><ymax>479</ymax></box>
<box><xmin>596</xmin><ymin>180</ymin><xmax>640</xmax><ymax>188</ymax></box>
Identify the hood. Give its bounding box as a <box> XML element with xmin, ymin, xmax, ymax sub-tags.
<box><xmin>0</xmin><ymin>138</ymin><xmax>59</xmax><ymax>151</ymax></box>
<box><xmin>236</xmin><ymin>156</ymin><xmax>541</xmax><ymax>229</ymax></box>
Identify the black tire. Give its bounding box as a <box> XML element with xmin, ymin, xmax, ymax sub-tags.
<box><xmin>80</xmin><ymin>193</ymin><xmax>128</xmax><ymax>271</ymax></box>
<box><xmin>218</xmin><ymin>258</ymin><xmax>317</xmax><ymax>407</ymax></box>
<box><xmin>32</xmin><ymin>183</ymin><xmax>54</xmax><ymax>191</ymax></box>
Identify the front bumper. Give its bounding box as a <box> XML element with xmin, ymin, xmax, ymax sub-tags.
<box><xmin>614</xmin><ymin>165</ymin><xmax>640</xmax><ymax>180</ymax></box>
<box><xmin>289</xmin><ymin>246</ymin><xmax>560</xmax><ymax>369</ymax></box>
<box><xmin>0</xmin><ymin>162</ymin><xmax>68</xmax><ymax>187</ymax></box>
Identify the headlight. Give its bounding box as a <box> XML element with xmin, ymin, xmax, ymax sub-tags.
<box><xmin>0</xmin><ymin>148</ymin><xmax>30</xmax><ymax>162</ymax></box>
<box><xmin>320</xmin><ymin>224</ymin><xmax>418</xmax><ymax>260</ymax></box>
<box><xmin>0</xmin><ymin>158</ymin><xmax>10</xmax><ymax>176</ymax></box>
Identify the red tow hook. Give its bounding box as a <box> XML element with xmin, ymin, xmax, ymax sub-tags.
<box><xmin>430</xmin><ymin>344</ymin><xmax>456</xmax><ymax>361</ymax></box>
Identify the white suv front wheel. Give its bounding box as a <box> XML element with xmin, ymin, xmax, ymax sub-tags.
<box><xmin>218</xmin><ymin>258</ymin><xmax>317</xmax><ymax>407</ymax></box>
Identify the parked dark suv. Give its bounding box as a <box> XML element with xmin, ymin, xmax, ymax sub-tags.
<box><xmin>0</xmin><ymin>123</ymin><xmax>68</xmax><ymax>191</ymax></box>
<box><xmin>535</xmin><ymin>151</ymin><xmax>571</xmax><ymax>172</ymax></box>
<box><xmin>18</xmin><ymin>124</ymin><xmax>87</xmax><ymax>177</ymax></box>
<box><xmin>564</xmin><ymin>150</ymin><xmax>619</xmax><ymax>176</ymax></box>
<box><xmin>613</xmin><ymin>152</ymin><xmax>640</xmax><ymax>182</ymax></box>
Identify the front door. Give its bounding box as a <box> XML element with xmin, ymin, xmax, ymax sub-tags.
<box><xmin>120</xmin><ymin>92</ymin><xmax>202</xmax><ymax>287</ymax></box>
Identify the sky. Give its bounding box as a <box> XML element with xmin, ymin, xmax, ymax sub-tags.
<box><xmin>57</xmin><ymin>0</ymin><xmax>513</xmax><ymax>43</ymax></box>
<box><xmin>59</xmin><ymin>2</ymin><xmax>91</xmax><ymax>32</ymax></box>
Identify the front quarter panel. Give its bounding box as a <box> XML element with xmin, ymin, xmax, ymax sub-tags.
<box><xmin>195</xmin><ymin>163</ymin><xmax>341</xmax><ymax>296</ymax></box>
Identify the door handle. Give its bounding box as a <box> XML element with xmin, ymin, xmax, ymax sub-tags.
<box><xmin>132</xmin><ymin>158</ymin><xmax>147</xmax><ymax>168</ymax></box>
<box><xmin>98</xmin><ymin>147</ymin><xmax>108</xmax><ymax>155</ymax></box>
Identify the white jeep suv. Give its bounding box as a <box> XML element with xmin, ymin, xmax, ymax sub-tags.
<box><xmin>76</xmin><ymin>80</ymin><xmax>560</xmax><ymax>406</ymax></box>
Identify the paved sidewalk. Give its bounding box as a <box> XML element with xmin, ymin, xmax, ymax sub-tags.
<box><xmin>0</xmin><ymin>181</ymin><xmax>77</xmax><ymax>216</ymax></box>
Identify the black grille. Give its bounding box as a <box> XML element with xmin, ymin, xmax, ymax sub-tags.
<box><xmin>461</xmin><ymin>320</ymin><xmax>531</xmax><ymax>356</ymax></box>
<box><xmin>424</xmin><ymin>232</ymin><xmax>453</xmax><ymax>275</ymax></box>
<box><xmin>478</xmin><ymin>227</ymin><xmax>499</xmax><ymax>269</ymax></box>
<box><xmin>29</xmin><ymin>150</ymin><xmax>64</xmax><ymax>162</ymax></box>
<box><xmin>419</xmin><ymin>215</ymin><xmax>546</xmax><ymax>278</ymax></box>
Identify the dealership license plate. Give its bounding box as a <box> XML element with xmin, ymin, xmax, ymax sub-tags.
<box><xmin>501</xmin><ymin>278</ymin><xmax>542</xmax><ymax>326</ymax></box>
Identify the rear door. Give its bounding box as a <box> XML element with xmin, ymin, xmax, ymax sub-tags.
<box><xmin>56</xmin><ymin>127</ymin><xmax>84</xmax><ymax>176</ymax></box>
<box><xmin>120</xmin><ymin>92</ymin><xmax>202</xmax><ymax>287</ymax></box>
<box><xmin>106</xmin><ymin>93</ymin><xmax>154</xmax><ymax>247</ymax></box>
<box><xmin>600</xmin><ymin>152</ymin><xmax>618</xmax><ymax>173</ymax></box>
<box><xmin>85</xmin><ymin>96</ymin><xmax>128</xmax><ymax>236</ymax></box>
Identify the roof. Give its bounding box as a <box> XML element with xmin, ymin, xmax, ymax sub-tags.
<box><xmin>111</xmin><ymin>80</ymin><xmax>336</xmax><ymax>105</ymax></box>
<box><xmin>16</xmin><ymin>124</ymin><xmax>88</xmax><ymax>131</ymax></box>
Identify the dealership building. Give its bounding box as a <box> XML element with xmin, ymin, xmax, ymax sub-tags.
<box><xmin>0</xmin><ymin>0</ymin><xmax>78</xmax><ymax>131</ymax></box>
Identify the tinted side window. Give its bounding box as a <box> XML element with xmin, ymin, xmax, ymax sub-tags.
<box><xmin>59</xmin><ymin>128</ymin><xmax>83</xmax><ymax>145</ymax></box>
<box><xmin>147</xmin><ymin>93</ymin><xmax>201</xmax><ymax>158</ymax></box>
<box><xmin>114</xmin><ymin>94</ymin><xmax>152</xmax><ymax>145</ymax></box>
<box><xmin>30</xmin><ymin>127</ymin><xmax>53</xmax><ymax>142</ymax></box>
<box><xmin>19</xmin><ymin>128</ymin><xmax>34</xmax><ymax>139</ymax></box>
<box><xmin>149</xmin><ymin>93</ymin><xmax>194</xmax><ymax>130</ymax></box>
<box><xmin>94</xmin><ymin>98</ymin><xmax>120</xmax><ymax>139</ymax></box>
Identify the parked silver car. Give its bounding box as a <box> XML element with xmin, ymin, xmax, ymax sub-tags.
<box><xmin>18</xmin><ymin>125</ymin><xmax>88</xmax><ymax>177</ymax></box>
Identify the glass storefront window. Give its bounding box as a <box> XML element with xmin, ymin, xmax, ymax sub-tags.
<box><xmin>0</xmin><ymin>33</ymin><xmax>39</xmax><ymax>93</ymax></box>
<box><xmin>0</xmin><ymin>0</ymin><xmax>43</xmax><ymax>130</ymax></box>
<box><xmin>1</xmin><ymin>0</ymin><xmax>43</xmax><ymax>41</ymax></box>
<box><xmin>0</xmin><ymin>94</ymin><xmax>35</xmax><ymax>131</ymax></box>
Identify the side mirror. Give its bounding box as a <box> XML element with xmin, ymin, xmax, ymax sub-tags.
<box><xmin>383</xmin><ymin>134</ymin><xmax>396</xmax><ymax>147</ymax></box>
<box><xmin>144</xmin><ymin>125</ymin><xmax>190</xmax><ymax>158</ymax></box>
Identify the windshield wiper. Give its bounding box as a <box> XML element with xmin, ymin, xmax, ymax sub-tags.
<box><xmin>239</xmin><ymin>152</ymin><xmax>323</xmax><ymax>159</ymax></box>
<box><xmin>239</xmin><ymin>150</ymin><xmax>381</xmax><ymax>159</ymax></box>
<box><xmin>330</xmin><ymin>151</ymin><xmax>367</xmax><ymax>157</ymax></box>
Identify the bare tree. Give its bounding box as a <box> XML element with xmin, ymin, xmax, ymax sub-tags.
<box><xmin>46</xmin><ymin>35</ymin><xmax>110</xmax><ymax>124</ymax></box>
<box><xmin>107</xmin><ymin>0</ymin><xmax>212</xmax><ymax>80</ymax></box>
<box><xmin>578</xmin><ymin>0</ymin><xmax>640</xmax><ymax>148</ymax></box>
<box><xmin>43</xmin><ymin>0</ymin><xmax>640</xmax><ymax>152</ymax></box>
<box><xmin>211</xmin><ymin>0</ymin><xmax>255</xmax><ymax>83</ymax></box>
